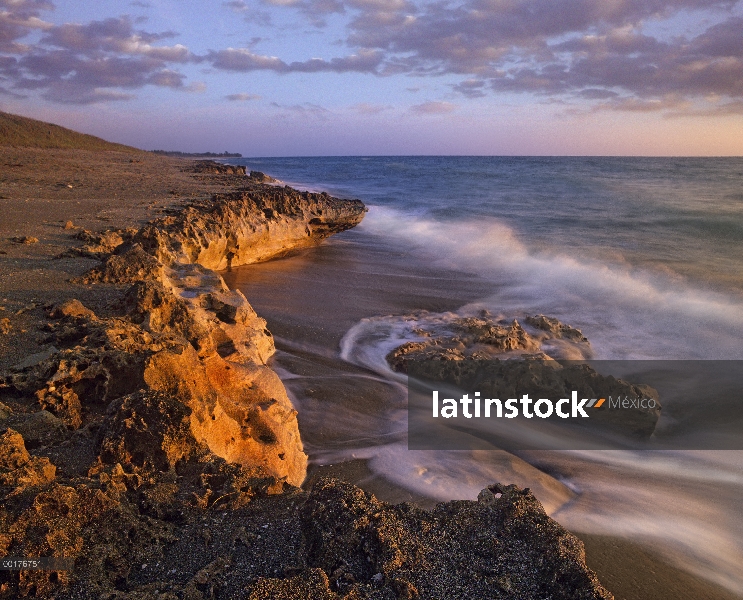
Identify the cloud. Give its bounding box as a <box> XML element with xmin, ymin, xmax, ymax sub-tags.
<box><xmin>486</xmin><ymin>17</ymin><xmax>743</xmax><ymax>104</ymax></box>
<box><xmin>1</xmin><ymin>9</ymin><xmax>200</xmax><ymax>103</ymax></box>
<box><xmin>226</xmin><ymin>92</ymin><xmax>261</xmax><ymax>100</ymax></box>
<box><xmin>262</xmin><ymin>0</ymin><xmax>345</xmax><ymax>27</ymax></box>
<box><xmin>40</xmin><ymin>17</ymin><xmax>190</xmax><ymax>61</ymax></box>
<box><xmin>350</xmin><ymin>102</ymin><xmax>391</xmax><ymax>114</ymax></box>
<box><xmin>671</xmin><ymin>100</ymin><xmax>743</xmax><ymax>116</ymax></box>
<box><xmin>223</xmin><ymin>0</ymin><xmax>248</xmax><ymax>10</ymax></box>
<box><xmin>0</xmin><ymin>0</ymin><xmax>54</xmax><ymax>52</ymax></box>
<box><xmin>4</xmin><ymin>0</ymin><xmax>743</xmax><ymax>112</ymax></box>
<box><xmin>410</xmin><ymin>100</ymin><xmax>456</xmax><ymax>114</ymax></box>
<box><xmin>225</xmin><ymin>0</ymin><xmax>345</xmax><ymax>27</ymax></box>
<box><xmin>452</xmin><ymin>78</ymin><xmax>486</xmax><ymax>98</ymax></box>
<box><xmin>208</xmin><ymin>47</ymin><xmax>383</xmax><ymax>73</ymax></box>
<box><xmin>233</xmin><ymin>0</ymin><xmax>743</xmax><ymax>111</ymax></box>
<box><xmin>270</xmin><ymin>101</ymin><xmax>331</xmax><ymax>119</ymax></box>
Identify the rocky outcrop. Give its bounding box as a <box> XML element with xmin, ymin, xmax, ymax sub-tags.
<box><xmin>387</xmin><ymin>314</ymin><xmax>555</xmax><ymax>372</ymax></box>
<box><xmin>388</xmin><ymin>313</ymin><xmax>660</xmax><ymax>439</ymax></box>
<box><xmin>286</xmin><ymin>478</ymin><xmax>612</xmax><ymax>600</ymax></box>
<box><xmin>0</xmin><ymin>471</ymin><xmax>613</xmax><ymax>599</ymax></box>
<box><xmin>133</xmin><ymin>184</ymin><xmax>366</xmax><ymax>270</ymax></box>
<box><xmin>248</xmin><ymin>170</ymin><xmax>277</xmax><ymax>183</ymax></box>
<box><xmin>189</xmin><ymin>160</ymin><xmax>246</xmax><ymax>175</ymax></box>
<box><xmin>5</xmin><ymin>178</ymin><xmax>367</xmax><ymax>493</ymax></box>
<box><xmin>0</xmin><ymin>429</ymin><xmax>56</xmax><ymax>492</ymax></box>
<box><xmin>525</xmin><ymin>314</ymin><xmax>589</xmax><ymax>342</ymax></box>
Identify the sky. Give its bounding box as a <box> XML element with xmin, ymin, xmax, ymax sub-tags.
<box><xmin>1</xmin><ymin>0</ymin><xmax>743</xmax><ymax>155</ymax></box>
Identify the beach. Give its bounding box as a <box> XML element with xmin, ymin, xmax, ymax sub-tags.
<box><xmin>0</xmin><ymin>135</ymin><xmax>621</xmax><ymax>598</ymax></box>
<box><xmin>1</xmin><ymin>134</ymin><xmax>742</xmax><ymax>597</ymax></box>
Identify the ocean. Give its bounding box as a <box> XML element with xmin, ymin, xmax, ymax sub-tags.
<box><xmin>222</xmin><ymin>156</ymin><xmax>743</xmax><ymax>595</ymax></box>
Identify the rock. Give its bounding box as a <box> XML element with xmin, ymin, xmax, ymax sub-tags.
<box><xmin>116</xmin><ymin>279</ymin><xmax>214</xmax><ymax>355</ymax></box>
<box><xmin>294</xmin><ymin>477</ymin><xmax>612</xmax><ymax>599</ymax></box>
<box><xmin>143</xmin><ymin>344</ymin><xmax>306</xmax><ymax>487</ymax></box>
<box><xmin>0</xmin><ymin>429</ymin><xmax>56</xmax><ymax>491</ymax></box>
<box><xmin>9</xmin><ymin>282</ymin><xmax>306</xmax><ymax>483</ymax></box>
<box><xmin>525</xmin><ymin>314</ymin><xmax>589</xmax><ymax>342</ymax></box>
<box><xmin>0</xmin><ymin>317</ymin><xmax>11</xmax><ymax>334</ymax></box>
<box><xmin>50</xmin><ymin>298</ymin><xmax>97</xmax><ymax>320</ymax></box>
<box><xmin>249</xmin><ymin>170</ymin><xmax>277</xmax><ymax>183</ymax></box>
<box><xmin>387</xmin><ymin>312</ymin><xmax>659</xmax><ymax>438</ymax></box>
<box><xmin>408</xmin><ymin>358</ymin><xmax>661</xmax><ymax>439</ymax></box>
<box><xmin>387</xmin><ymin>316</ymin><xmax>542</xmax><ymax>372</ymax></box>
<box><xmin>64</xmin><ymin>220</ymin><xmax>75</xmax><ymax>230</ymax></box>
<box><xmin>190</xmin><ymin>160</ymin><xmax>246</xmax><ymax>175</ymax></box>
<box><xmin>249</xmin><ymin>569</ymin><xmax>339</xmax><ymax>600</ymax></box>
<box><xmin>66</xmin><ymin>227</ymin><xmax>136</xmax><ymax>258</ymax></box>
<box><xmin>132</xmin><ymin>186</ymin><xmax>366</xmax><ymax>270</ymax></box>
<box><xmin>11</xmin><ymin>346</ymin><xmax>59</xmax><ymax>370</ymax></box>
<box><xmin>98</xmin><ymin>391</ymin><xmax>201</xmax><ymax>472</ymax></box>
<box><xmin>10</xmin><ymin>236</ymin><xmax>38</xmax><ymax>244</ymax></box>
<box><xmin>0</xmin><ymin>481</ymin><xmax>125</xmax><ymax>597</ymax></box>
<box><xmin>8</xmin><ymin>410</ymin><xmax>68</xmax><ymax>449</ymax></box>
<box><xmin>79</xmin><ymin>244</ymin><xmax>163</xmax><ymax>284</ymax></box>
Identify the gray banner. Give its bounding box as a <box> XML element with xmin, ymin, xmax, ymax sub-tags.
<box><xmin>407</xmin><ymin>360</ymin><xmax>743</xmax><ymax>450</ymax></box>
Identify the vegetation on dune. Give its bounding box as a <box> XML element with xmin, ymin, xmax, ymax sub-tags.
<box><xmin>0</xmin><ymin>111</ymin><xmax>141</xmax><ymax>152</ymax></box>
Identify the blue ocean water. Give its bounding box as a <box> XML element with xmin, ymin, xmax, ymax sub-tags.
<box><xmin>231</xmin><ymin>156</ymin><xmax>743</xmax><ymax>359</ymax></box>
<box><xmin>224</xmin><ymin>156</ymin><xmax>743</xmax><ymax>594</ymax></box>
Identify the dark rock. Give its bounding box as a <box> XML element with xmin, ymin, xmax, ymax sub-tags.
<box><xmin>50</xmin><ymin>299</ymin><xmax>96</xmax><ymax>320</ymax></box>
<box><xmin>78</xmin><ymin>244</ymin><xmax>163</xmax><ymax>284</ymax></box>
<box><xmin>526</xmin><ymin>314</ymin><xmax>588</xmax><ymax>342</ymax></box>
<box><xmin>98</xmin><ymin>390</ymin><xmax>198</xmax><ymax>473</ymax></box>
<box><xmin>10</xmin><ymin>236</ymin><xmax>38</xmax><ymax>244</ymax></box>
<box><xmin>289</xmin><ymin>477</ymin><xmax>613</xmax><ymax>599</ymax></box>
<box><xmin>249</xmin><ymin>170</ymin><xmax>277</xmax><ymax>183</ymax></box>
<box><xmin>0</xmin><ymin>429</ymin><xmax>56</xmax><ymax>491</ymax></box>
<box><xmin>190</xmin><ymin>160</ymin><xmax>246</xmax><ymax>175</ymax></box>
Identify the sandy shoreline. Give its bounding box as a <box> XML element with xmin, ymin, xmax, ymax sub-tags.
<box><xmin>0</xmin><ymin>146</ymin><xmax>737</xmax><ymax>598</ymax></box>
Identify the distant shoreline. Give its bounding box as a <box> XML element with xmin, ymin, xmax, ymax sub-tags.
<box><xmin>151</xmin><ymin>150</ymin><xmax>242</xmax><ymax>158</ymax></box>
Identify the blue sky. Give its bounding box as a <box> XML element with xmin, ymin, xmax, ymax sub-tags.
<box><xmin>1</xmin><ymin>0</ymin><xmax>743</xmax><ymax>155</ymax></box>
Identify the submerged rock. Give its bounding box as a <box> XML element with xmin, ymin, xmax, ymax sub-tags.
<box><xmin>387</xmin><ymin>316</ymin><xmax>546</xmax><ymax>372</ymax></box>
<box><xmin>525</xmin><ymin>314</ymin><xmax>588</xmax><ymax>342</ymax></box>
<box><xmin>388</xmin><ymin>313</ymin><xmax>660</xmax><ymax>440</ymax></box>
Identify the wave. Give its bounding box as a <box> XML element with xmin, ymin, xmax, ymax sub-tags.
<box><xmin>357</xmin><ymin>206</ymin><xmax>743</xmax><ymax>359</ymax></box>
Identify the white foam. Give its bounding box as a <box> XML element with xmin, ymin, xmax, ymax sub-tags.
<box><xmin>359</xmin><ymin>206</ymin><xmax>743</xmax><ymax>359</ymax></box>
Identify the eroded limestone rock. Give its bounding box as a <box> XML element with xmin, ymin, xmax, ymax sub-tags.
<box><xmin>0</xmin><ymin>429</ymin><xmax>56</xmax><ymax>491</ymax></box>
<box><xmin>133</xmin><ymin>185</ymin><xmax>366</xmax><ymax>270</ymax></box>
<box><xmin>387</xmin><ymin>316</ymin><xmax>544</xmax><ymax>372</ymax></box>
<box><xmin>525</xmin><ymin>313</ymin><xmax>589</xmax><ymax>342</ymax></box>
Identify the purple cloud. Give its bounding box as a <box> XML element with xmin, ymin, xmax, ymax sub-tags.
<box><xmin>208</xmin><ymin>47</ymin><xmax>384</xmax><ymax>73</ymax></box>
<box><xmin>1</xmin><ymin>8</ymin><xmax>199</xmax><ymax>103</ymax></box>
<box><xmin>410</xmin><ymin>100</ymin><xmax>456</xmax><ymax>114</ymax></box>
<box><xmin>226</xmin><ymin>92</ymin><xmax>261</xmax><ymax>100</ymax></box>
